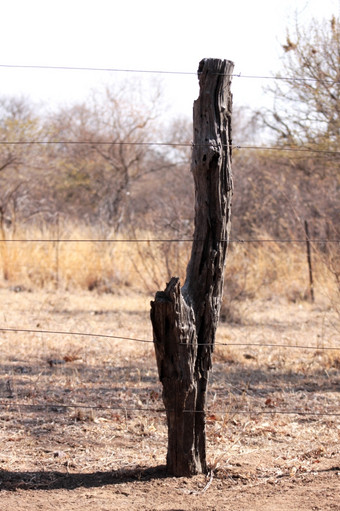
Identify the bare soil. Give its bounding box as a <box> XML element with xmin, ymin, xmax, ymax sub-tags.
<box><xmin>0</xmin><ymin>287</ymin><xmax>339</xmax><ymax>510</ymax></box>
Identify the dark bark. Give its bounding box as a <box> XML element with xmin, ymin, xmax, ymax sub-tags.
<box><xmin>150</xmin><ymin>58</ymin><xmax>234</xmax><ymax>476</ymax></box>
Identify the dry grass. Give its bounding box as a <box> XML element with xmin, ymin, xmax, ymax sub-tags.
<box><xmin>0</xmin><ymin>289</ymin><xmax>339</xmax><ymax>484</ymax></box>
<box><xmin>0</xmin><ymin>222</ymin><xmax>191</xmax><ymax>293</ymax></box>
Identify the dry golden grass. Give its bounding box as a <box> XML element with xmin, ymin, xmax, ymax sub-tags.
<box><xmin>0</xmin><ymin>221</ymin><xmax>338</xmax><ymax>309</ymax></box>
<box><xmin>0</xmin><ymin>222</ymin><xmax>191</xmax><ymax>292</ymax></box>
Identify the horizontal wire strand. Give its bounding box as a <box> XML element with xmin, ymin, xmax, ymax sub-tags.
<box><xmin>0</xmin><ymin>139</ymin><xmax>339</xmax><ymax>156</ymax></box>
<box><xmin>0</xmin><ymin>140</ymin><xmax>192</xmax><ymax>147</ymax></box>
<box><xmin>0</xmin><ymin>239</ymin><xmax>338</xmax><ymax>243</ymax></box>
<box><xmin>0</xmin><ymin>327</ymin><xmax>338</xmax><ymax>350</ymax></box>
<box><xmin>0</xmin><ymin>327</ymin><xmax>154</xmax><ymax>343</ymax></box>
<box><xmin>0</xmin><ymin>401</ymin><xmax>339</xmax><ymax>417</ymax></box>
<box><xmin>0</xmin><ymin>63</ymin><xmax>339</xmax><ymax>84</ymax></box>
<box><xmin>234</xmin><ymin>145</ymin><xmax>340</xmax><ymax>155</ymax></box>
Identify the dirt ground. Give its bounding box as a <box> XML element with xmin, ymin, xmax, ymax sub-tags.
<box><xmin>0</xmin><ymin>287</ymin><xmax>339</xmax><ymax>510</ymax></box>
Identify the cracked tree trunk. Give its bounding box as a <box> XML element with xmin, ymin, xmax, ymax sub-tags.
<box><xmin>150</xmin><ymin>58</ymin><xmax>234</xmax><ymax>477</ymax></box>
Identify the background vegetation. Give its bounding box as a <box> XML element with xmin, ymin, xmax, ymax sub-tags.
<box><xmin>0</xmin><ymin>16</ymin><xmax>339</xmax><ymax>309</ymax></box>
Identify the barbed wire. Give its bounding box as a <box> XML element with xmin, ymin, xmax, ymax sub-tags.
<box><xmin>0</xmin><ymin>400</ymin><xmax>339</xmax><ymax>417</ymax></box>
<box><xmin>0</xmin><ymin>63</ymin><xmax>339</xmax><ymax>84</ymax></box>
<box><xmin>0</xmin><ymin>327</ymin><xmax>338</xmax><ymax>350</ymax></box>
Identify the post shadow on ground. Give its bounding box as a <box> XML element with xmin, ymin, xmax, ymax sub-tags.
<box><xmin>1</xmin><ymin>464</ymin><xmax>339</xmax><ymax>492</ymax></box>
<box><xmin>0</xmin><ymin>465</ymin><xmax>168</xmax><ymax>491</ymax></box>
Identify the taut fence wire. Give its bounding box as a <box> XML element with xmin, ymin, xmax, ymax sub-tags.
<box><xmin>0</xmin><ymin>238</ymin><xmax>339</xmax><ymax>243</ymax></box>
<box><xmin>0</xmin><ymin>140</ymin><xmax>339</xmax><ymax>157</ymax></box>
<box><xmin>0</xmin><ymin>327</ymin><xmax>339</xmax><ymax>351</ymax></box>
<box><xmin>1</xmin><ymin>401</ymin><xmax>339</xmax><ymax>417</ymax></box>
<box><xmin>0</xmin><ymin>63</ymin><xmax>339</xmax><ymax>84</ymax></box>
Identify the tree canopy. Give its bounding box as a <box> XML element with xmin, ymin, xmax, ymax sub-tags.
<box><xmin>264</xmin><ymin>15</ymin><xmax>339</xmax><ymax>157</ymax></box>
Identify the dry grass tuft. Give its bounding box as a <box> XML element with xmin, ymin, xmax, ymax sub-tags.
<box><xmin>317</xmin><ymin>349</ymin><xmax>340</xmax><ymax>369</ymax></box>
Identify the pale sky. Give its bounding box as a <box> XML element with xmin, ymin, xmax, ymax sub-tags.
<box><xmin>1</xmin><ymin>0</ymin><xmax>339</xmax><ymax>119</ymax></box>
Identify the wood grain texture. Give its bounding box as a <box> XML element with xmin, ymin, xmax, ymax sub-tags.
<box><xmin>151</xmin><ymin>58</ymin><xmax>234</xmax><ymax>476</ymax></box>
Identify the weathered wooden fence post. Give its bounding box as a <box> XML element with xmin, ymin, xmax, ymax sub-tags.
<box><xmin>304</xmin><ymin>220</ymin><xmax>314</xmax><ymax>302</ymax></box>
<box><xmin>150</xmin><ymin>58</ymin><xmax>234</xmax><ymax>476</ymax></box>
